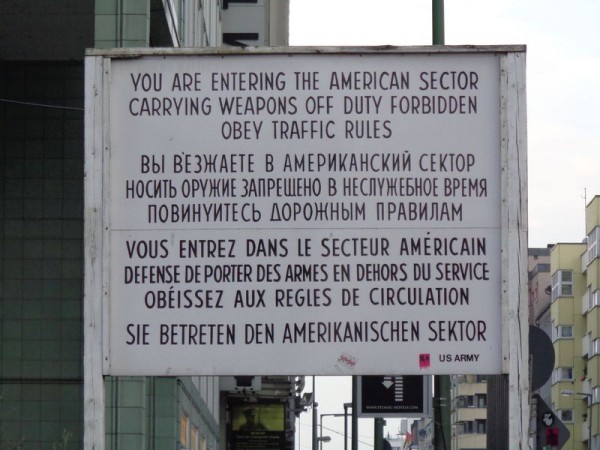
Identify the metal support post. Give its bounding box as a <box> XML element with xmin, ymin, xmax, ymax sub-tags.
<box><xmin>352</xmin><ymin>376</ymin><xmax>358</xmax><ymax>450</ymax></box>
<box><xmin>374</xmin><ymin>418</ymin><xmax>385</xmax><ymax>450</ymax></box>
<box><xmin>344</xmin><ymin>402</ymin><xmax>352</xmax><ymax>450</ymax></box>
<box><xmin>432</xmin><ymin>0</ymin><xmax>445</xmax><ymax>44</ymax></box>
<box><xmin>312</xmin><ymin>376</ymin><xmax>318</xmax><ymax>450</ymax></box>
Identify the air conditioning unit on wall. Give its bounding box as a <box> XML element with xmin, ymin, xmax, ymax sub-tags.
<box><xmin>220</xmin><ymin>376</ymin><xmax>262</xmax><ymax>392</ymax></box>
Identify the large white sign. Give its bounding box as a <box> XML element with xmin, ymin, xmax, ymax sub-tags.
<box><xmin>103</xmin><ymin>51</ymin><xmax>507</xmax><ymax>375</ymax></box>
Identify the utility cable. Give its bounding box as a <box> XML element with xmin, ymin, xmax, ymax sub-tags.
<box><xmin>0</xmin><ymin>98</ymin><xmax>84</xmax><ymax>111</ymax></box>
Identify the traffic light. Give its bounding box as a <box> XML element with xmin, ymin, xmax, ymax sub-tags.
<box><xmin>293</xmin><ymin>395</ymin><xmax>309</xmax><ymax>416</ymax></box>
<box><xmin>545</xmin><ymin>426</ymin><xmax>559</xmax><ymax>446</ymax></box>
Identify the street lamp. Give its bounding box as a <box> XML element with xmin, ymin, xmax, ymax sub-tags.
<box><xmin>561</xmin><ymin>390</ymin><xmax>592</xmax><ymax>450</ymax></box>
<box><xmin>343</xmin><ymin>403</ymin><xmax>352</xmax><ymax>450</ymax></box>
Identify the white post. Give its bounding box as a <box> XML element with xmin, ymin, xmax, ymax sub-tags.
<box><xmin>83</xmin><ymin>54</ymin><xmax>107</xmax><ymax>450</ymax></box>
<box><xmin>500</xmin><ymin>50</ymin><xmax>529</xmax><ymax>449</ymax></box>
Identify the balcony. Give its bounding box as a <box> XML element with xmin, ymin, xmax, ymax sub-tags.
<box><xmin>454</xmin><ymin>432</ymin><xmax>486</xmax><ymax>449</ymax></box>
<box><xmin>582</xmin><ymin>420</ymin><xmax>590</xmax><ymax>445</ymax></box>
<box><xmin>582</xmin><ymin>250</ymin><xmax>591</xmax><ymax>272</ymax></box>
<box><xmin>583</xmin><ymin>289</ymin><xmax>591</xmax><ymax>314</ymax></box>
<box><xmin>455</xmin><ymin>382</ymin><xmax>487</xmax><ymax>397</ymax></box>
<box><xmin>583</xmin><ymin>334</ymin><xmax>590</xmax><ymax>358</ymax></box>
<box><xmin>455</xmin><ymin>407</ymin><xmax>487</xmax><ymax>422</ymax></box>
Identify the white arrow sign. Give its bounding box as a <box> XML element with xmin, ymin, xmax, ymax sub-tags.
<box><xmin>382</xmin><ymin>376</ymin><xmax>394</xmax><ymax>389</ymax></box>
<box><xmin>381</xmin><ymin>376</ymin><xmax>405</xmax><ymax>401</ymax></box>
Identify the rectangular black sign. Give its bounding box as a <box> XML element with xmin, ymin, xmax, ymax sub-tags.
<box><xmin>358</xmin><ymin>375</ymin><xmax>431</xmax><ymax>418</ymax></box>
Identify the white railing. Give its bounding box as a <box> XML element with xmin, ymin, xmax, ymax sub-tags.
<box><xmin>583</xmin><ymin>289</ymin><xmax>591</xmax><ymax>314</ymax></box>
<box><xmin>583</xmin><ymin>334</ymin><xmax>590</xmax><ymax>358</ymax></box>
<box><xmin>582</xmin><ymin>250</ymin><xmax>591</xmax><ymax>272</ymax></box>
<box><xmin>582</xmin><ymin>421</ymin><xmax>590</xmax><ymax>445</ymax></box>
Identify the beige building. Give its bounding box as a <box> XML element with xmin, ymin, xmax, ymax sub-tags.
<box><xmin>450</xmin><ymin>375</ymin><xmax>488</xmax><ymax>449</ymax></box>
<box><xmin>529</xmin><ymin>247</ymin><xmax>553</xmax><ymax>326</ymax></box>
<box><xmin>530</xmin><ymin>247</ymin><xmax>553</xmax><ymax>406</ymax></box>
<box><xmin>550</xmin><ymin>195</ymin><xmax>600</xmax><ymax>450</ymax></box>
<box><xmin>448</xmin><ymin>248</ymin><xmax>551</xmax><ymax>450</ymax></box>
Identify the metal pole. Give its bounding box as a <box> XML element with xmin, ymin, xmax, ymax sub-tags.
<box><xmin>319</xmin><ymin>414</ymin><xmax>323</xmax><ymax>450</ymax></box>
<box><xmin>352</xmin><ymin>376</ymin><xmax>358</xmax><ymax>450</ymax></box>
<box><xmin>374</xmin><ymin>418</ymin><xmax>385</xmax><ymax>450</ymax></box>
<box><xmin>432</xmin><ymin>0</ymin><xmax>445</xmax><ymax>45</ymax></box>
<box><xmin>312</xmin><ymin>376</ymin><xmax>318</xmax><ymax>450</ymax></box>
<box><xmin>344</xmin><ymin>403</ymin><xmax>351</xmax><ymax>450</ymax></box>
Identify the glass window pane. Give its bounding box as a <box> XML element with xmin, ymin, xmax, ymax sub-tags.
<box><xmin>180</xmin><ymin>414</ymin><xmax>188</xmax><ymax>447</ymax></box>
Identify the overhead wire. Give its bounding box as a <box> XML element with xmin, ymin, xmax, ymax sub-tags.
<box><xmin>296</xmin><ymin>421</ymin><xmax>375</xmax><ymax>448</ymax></box>
<box><xmin>0</xmin><ymin>98</ymin><xmax>84</xmax><ymax>111</ymax></box>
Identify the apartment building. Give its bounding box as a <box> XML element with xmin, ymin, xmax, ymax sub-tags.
<box><xmin>450</xmin><ymin>375</ymin><xmax>487</xmax><ymax>449</ymax></box>
<box><xmin>445</xmin><ymin>248</ymin><xmax>550</xmax><ymax>450</ymax></box>
<box><xmin>550</xmin><ymin>195</ymin><xmax>600</xmax><ymax>450</ymax></box>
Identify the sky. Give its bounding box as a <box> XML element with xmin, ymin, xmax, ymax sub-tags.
<box><xmin>289</xmin><ymin>0</ymin><xmax>600</xmax><ymax>249</ymax></box>
<box><xmin>288</xmin><ymin>1</ymin><xmax>600</xmax><ymax>448</ymax></box>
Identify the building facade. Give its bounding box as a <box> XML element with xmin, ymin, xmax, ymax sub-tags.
<box><xmin>450</xmin><ymin>375</ymin><xmax>487</xmax><ymax>450</ymax></box>
<box><xmin>0</xmin><ymin>1</ymin><xmax>289</xmax><ymax>449</ymax></box>
<box><xmin>529</xmin><ymin>247</ymin><xmax>553</xmax><ymax>406</ymax></box>
<box><xmin>549</xmin><ymin>195</ymin><xmax>600</xmax><ymax>450</ymax></box>
<box><xmin>445</xmin><ymin>249</ymin><xmax>551</xmax><ymax>450</ymax></box>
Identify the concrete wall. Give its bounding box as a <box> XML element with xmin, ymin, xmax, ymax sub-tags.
<box><xmin>0</xmin><ymin>0</ymin><xmax>94</xmax><ymax>60</ymax></box>
<box><xmin>0</xmin><ymin>60</ymin><xmax>85</xmax><ymax>449</ymax></box>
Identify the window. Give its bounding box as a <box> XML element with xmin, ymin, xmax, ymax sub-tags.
<box><xmin>593</xmin><ymin>290</ymin><xmax>600</xmax><ymax>308</ymax></box>
<box><xmin>560</xmin><ymin>326</ymin><xmax>573</xmax><ymax>338</ymax></box>
<box><xmin>553</xmin><ymin>367</ymin><xmax>573</xmax><ymax>383</ymax></box>
<box><xmin>180</xmin><ymin>413</ymin><xmax>189</xmax><ymax>448</ymax></box>
<box><xmin>554</xmin><ymin>325</ymin><xmax>573</xmax><ymax>340</ymax></box>
<box><xmin>559</xmin><ymin>409</ymin><xmax>573</xmax><ymax>422</ymax></box>
<box><xmin>588</xmin><ymin>227</ymin><xmax>599</xmax><ymax>261</ymax></box>
<box><xmin>593</xmin><ymin>387</ymin><xmax>600</xmax><ymax>404</ymax></box>
<box><xmin>461</xmin><ymin>420</ymin><xmax>486</xmax><ymax>435</ymax></box>
<box><xmin>462</xmin><ymin>422</ymin><xmax>474</xmax><ymax>434</ymax></box>
<box><xmin>190</xmin><ymin>426</ymin><xmax>199</xmax><ymax>450</ymax></box>
<box><xmin>476</xmin><ymin>394</ymin><xmax>487</xmax><ymax>408</ymax></box>
<box><xmin>593</xmin><ymin>339</ymin><xmax>600</xmax><ymax>356</ymax></box>
<box><xmin>552</xmin><ymin>270</ymin><xmax>573</xmax><ymax>300</ymax></box>
<box><xmin>476</xmin><ymin>419</ymin><xmax>486</xmax><ymax>434</ymax></box>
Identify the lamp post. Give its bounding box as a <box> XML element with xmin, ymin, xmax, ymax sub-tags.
<box><xmin>343</xmin><ymin>402</ymin><xmax>352</xmax><ymax>450</ymax></box>
<box><xmin>316</xmin><ymin>436</ymin><xmax>331</xmax><ymax>449</ymax></box>
<box><xmin>312</xmin><ymin>376</ymin><xmax>318</xmax><ymax>450</ymax></box>
<box><xmin>561</xmin><ymin>390</ymin><xmax>592</xmax><ymax>450</ymax></box>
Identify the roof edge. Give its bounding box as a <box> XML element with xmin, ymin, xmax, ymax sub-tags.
<box><xmin>86</xmin><ymin>44</ymin><xmax>526</xmax><ymax>58</ymax></box>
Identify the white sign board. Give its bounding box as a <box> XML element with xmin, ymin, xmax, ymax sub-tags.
<box><xmin>91</xmin><ymin>49</ymin><xmax>523</xmax><ymax>376</ymax></box>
